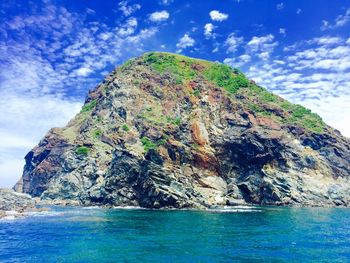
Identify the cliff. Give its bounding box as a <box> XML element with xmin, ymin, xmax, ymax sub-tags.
<box><xmin>14</xmin><ymin>52</ymin><xmax>350</xmax><ymax>208</ymax></box>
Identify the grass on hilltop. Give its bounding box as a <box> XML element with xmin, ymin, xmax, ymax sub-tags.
<box><xmin>129</xmin><ymin>52</ymin><xmax>326</xmax><ymax>134</ymax></box>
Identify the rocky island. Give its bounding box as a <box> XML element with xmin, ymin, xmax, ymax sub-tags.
<box><xmin>13</xmin><ymin>52</ymin><xmax>350</xmax><ymax>209</ymax></box>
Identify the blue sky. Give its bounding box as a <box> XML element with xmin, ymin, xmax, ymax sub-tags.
<box><xmin>1</xmin><ymin>0</ymin><xmax>350</xmax><ymax>187</ymax></box>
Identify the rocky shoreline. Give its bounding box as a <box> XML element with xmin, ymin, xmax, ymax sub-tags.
<box><xmin>0</xmin><ymin>189</ymin><xmax>45</xmax><ymax>219</ymax></box>
<box><xmin>2</xmin><ymin>186</ymin><xmax>350</xmax><ymax>219</ymax></box>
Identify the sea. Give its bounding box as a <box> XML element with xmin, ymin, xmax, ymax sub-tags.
<box><xmin>0</xmin><ymin>206</ymin><xmax>350</xmax><ymax>262</ymax></box>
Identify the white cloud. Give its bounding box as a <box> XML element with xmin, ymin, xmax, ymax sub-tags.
<box><xmin>117</xmin><ymin>17</ymin><xmax>138</xmax><ymax>37</ymax></box>
<box><xmin>321</xmin><ymin>20</ymin><xmax>329</xmax><ymax>29</ymax></box>
<box><xmin>204</xmin><ymin>23</ymin><xmax>216</xmax><ymax>39</ymax></box>
<box><xmin>279</xmin><ymin>28</ymin><xmax>286</xmax><ymax>36</ymax></box>
<box><xmin>258</xmin><ymin>52</ymin><xmax>270</xmax><ymax>60</ymax></box>
<box><xmin>149</xmin><ymin>10</ymin><xmax>170</xmax><ymax>22</ymax></box>
<box><xmin>176</xmin><ymin>34</ymin><xmax>195</xmax><ymax>51</ymax></box>
<box><xmin>314</xmin><ymin>36</ymin><xmax>342</xmax><ymax>45</ymax></box>
<box><xmin>126</xmin><ymin>28</ymin><xmax>158</xmax><ymax>44</ymax></box>
<box><xmin>247</xmin><ymin>34</ymin><xmax>274</xmax><ymax>49</ymax></box>
<box><xmin>0</xmin><ymin>132</ymin><xmax>35</xmax><ymax>149</ymax></box>
<box><xmin>296</xmin><ymin>8</ymin><xmax>302</xmax><ymax>14</ymax></box>
<box><xmin>209</xmin><ymin>10</ymin><xmax>229</xmax><ymax>22</ymax></box>
<box><xmin>99</xmin><ymin>32</ymin><xmax>113</xmax><ymax>41</ymax></box>
<box><xmin>159</xmin><ymin>0</ymin><xmax>174</xmax><ymax>5</ymax></box>
<box><xmin>224</xmin><ymin>54</ymin><xmax>251</xmax><ymax>68</ymax></box>
<box><xmin>246</xmin><ymin>34</ymin><xmax>278</xmax><ymax>58</ymax></box>
<box><xmin>277</xmin><ymin>3</ymin><xmax>284</xmax><ymax>10</ymax></box>
<box><xmin>0</xmin><ymin>0</ymin><xmax>161</xmax><ymax>187</ymax></box>
<box><xmin>0</xmin><ymin>159</ymin><xmax>26</xmax><ymax>188</ymax></box>
<box><xmin>0</xmin><ymin>94</ymin><xmax>82</xmax><ymax>188</ymax></box>
<box><xmin>225</xmin><ymin>33</ymin><xmax>244</xmax><ymax>53</ymax></box>
<box><xmin>334</xmin><ymin>8</ymin><xmax>350</xmax><ymax>27</ymax></box>
<box><xmin>225</xmin><ymin>33</ymin><xmax>275</xmax><ymax>63</ymax></box>
<box><xmin>239</xmin><ymin>54</ymin><xmax>251</xmax><ymax>63</ymax></box>
<box><xmin>118</xmin><ymin>1</ymin><xmax>141</xmax><ymax>17</ymax></box>
<box><xmin>243</xmin><ymin>36</ymin><xmax>350</xmax><ymax>137</ymax></box>
<box><xmin>224</xmin><ymin>32</ymin><xmax>350</xmax><ymax>137</ymax></box>
<box><xmin>321</xmin><ymin>8</ymin><xmax>350</xmax><ymax>30</ymax></box>
<box><xmin>75</xmin><ymin>67</ymin><xmax>93</xmax><ymax>76</ymax></box>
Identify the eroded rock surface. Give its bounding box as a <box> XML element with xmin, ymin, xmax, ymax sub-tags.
<box><xmin>14</xmin><ymin>52</ymin><xmax>350</xmax><ymax>208</ymax></box>
<box><xmin>0</xmin><ymin>189</ymin><xmax>36</xmax><ymax>218</ymax></box>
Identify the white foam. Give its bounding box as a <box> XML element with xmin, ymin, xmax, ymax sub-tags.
<box><xmin>81</xmin><ymin>206</ymin><xmax>103</xmax><ymax>210</ymax></box>
<box><xmin>229</xmin><ymin>205</ymin><xmax>258</xmax><ymax>209</ymax></box>
<box><xmin>24</xmin><ymin>210</ymin><xmax>64</xmax><ymax>217</ymax></box>
<box><xmin>209</xmin><ymin>208</ymin><xmax>261</xmax><ymax>213</ymax></box>
<box><xmin>113</xmin><ymin>206</ymin><xmax>145</xmax><ymax>210</ymax></box>
<box><xmin>1</xmin><ymin>215</ymin><xmax>16</xmax><ymax>220</ymax></box>
<box><xmin>208</xmin><ymin>206</ymin><xmax>262</xmax><ymax>213</ymax></box>
<box><xmin>5</xmin><ymin>210</ymin><xmax>19</xmax><ymax>216</ymax></box>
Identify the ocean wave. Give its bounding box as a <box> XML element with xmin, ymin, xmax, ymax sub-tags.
<box><xmin>23</xmin><ymin>210</ymin><xmax>65</xmax><ymax>217</ymax></box>
<box><xmin>207</xmin><ymin>206</ymin><xmax>262</xmax><ymax>213</ymax></box>
<box><xmin>5</xmin><ymin>210</ymin><xmax>19</xmax><ymax>216</ymax></box>
<box><xmin>1</xmin><ymin>215</ymin><xmax>17</xmax><ymax>221</ymax></box>
<box><xmin>81</xmin><ymin>206</ymin><xmax>103</xmax><ymax>210</ymax></box>
<box><xmin>0</xmin><ymin>211</ymin><xmax>24</xmax><ymax>221</ymax></box>
<box><xmin>208</xmin><ymin>208</ymin><xmax>262</xmax><ymax>213</ymax></box>
<box><xmin>112</xmin><ymin>206</ymin><xmax>146</xmax><ymax>210</ymax></box>
<box><xmin>0</xmin><ymin>209</ymin><xmax>65</xmax><ymax>221</ymax></box>
<box><xmin>227</xmin><ymin>205</ymin><xmax>259</xmax><ymax>209</ymax></box>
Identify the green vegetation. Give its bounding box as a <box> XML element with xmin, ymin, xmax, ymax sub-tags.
<box><xmin>141</xmin><ymin>104</ymin><xmax>181</xmax><ymax>127</ymax></box>
<box><xmin>232</xmin><ymin>68</ymin><xmax>243</xmax><ymax>75</ymax></box>
<box><xmin>193</xmin><ymin>89</ymin><xmax>201</xmax><ymax>97</ymax></box>
<box><xmin>144</xmin><ymin>52</ymin><xmax>198</xmax><ymax>83</ymax></box>
<box><xmin>140</xmin><ymin>137</ymin><xmax>157</xmax><ymax>151</ymax></box>
<box><xmin>157</xmin><ymin>138</ymin><xmax>167</xmax><ymax>146</ymax></box>
<box><xmin>192</xmin><ymin>143</ymin><xmax>200</xmax><ymax>150</ymax></box>
<box><xmin>291</xmin><ymin>105</ymin><xmax>313</xmax><ymax>118</ymax></box>
<box><xmin>119</xmin><ymin>58</ymin><xmax>134</xmax><ymax>70</ymax></box>
<box><xmin>143</xmin><ymin>52</ymin><xmax>250</xmax><ymax>94</ymax></box>
<box><xmin>203</xmin><ymin>63</ymin><xmax>250</xmax><ymax>94</ymax></box>
<box><xmin>249</xmin><ymin>85</ymin><xmax>278</xmax><ymax>103</ymax></box>
<box><xmin>167</xmin><ymin>116</ymin><xmax>181</xmax><ymax>126</ymax></box>
<box><xmin>132</xmin><ymin>79</ymin><xmax>141</xmax><ymax>86</ymax></box>
<box><xmin>121</xmin><ymin>124</ymin><xmax>130</xmax><ymax>132</ymax></box>
<box><xmin>287</xmin><ymin>104</ymin><xmax>325</xmax><ymax>133</ymax></box>
<box><xmin>81</xmin><ymin>100</ymin><xmax>97</xmax><ymax>113</ymax></box>
<box><xmin>243</xmin><ymin>84</ymin><xmax>325</xmax><ymax>133</ymax></box>
<box><xmin>140</xmin><ymin>52</ymin><xmax>325</xmax><ymax>134</ymax></box>
<box><xmin>141</xmin><ymin>136</ymin><xmax>168</xmax><ymax>152</ymax></box>
<box><xmin>247</xmin><ymin>103</ymin><xmax>270</xmax><ymax>116</ymax></box>
<box><xmin>248</xmin><ymin>100</ymin><xmax>325</xmax><ymax>133</ymax></box>
<box><xmin>175</xmin><ymin>77</ymin><xmax>183</xmax><ymax>85</ymax></box>
<box><xmin>75</xmin><ymin>146</ymin><xmax>89</xmax><ymax>155</ymax></box>
<box><xmin>93</xmin><ymin>129</ymin><xmax>102</xmax><ymax>138</ymax></box>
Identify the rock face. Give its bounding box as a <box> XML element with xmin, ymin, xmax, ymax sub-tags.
<box><xmin>14</xmin><ymin>52</ymin><xmax>350</xmax><ymax>208</ymax></box>
<box><xmin>0</xmin><ymin>189</ymin><xmax>36</xmax><ymax>218</ymax></box>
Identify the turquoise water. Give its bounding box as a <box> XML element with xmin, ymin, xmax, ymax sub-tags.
<box><xmin>0</xmin><ymin>206</ymin><xmax>350</xmax><ymax>262</ymax></box>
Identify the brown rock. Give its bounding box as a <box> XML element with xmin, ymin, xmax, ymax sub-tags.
<box><xmin>256</xmin><ymin>117</ymin><xmax>281</xmax><ymax>130</ymax></box>
<box><xmin>191</xmin><ymin>121</ymin><xmax>209</xmax><ymax>146</ymax></box>
<box><xmin>0</xmin><ymin>210</ymin><xmax>5</xmax><ymax>219</ymax></box>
